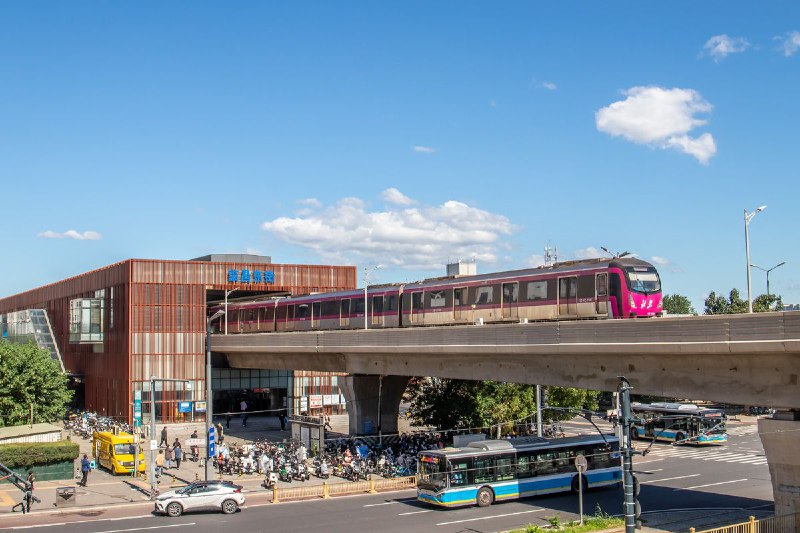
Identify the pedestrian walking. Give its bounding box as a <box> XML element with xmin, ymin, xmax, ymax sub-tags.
<box><xmin>217</xmin><ymin>452</ymin><xmax>225</xmax><ymax>474</ymax></box>
<box><xmin>279</xmin><ymin>413</ymin><xmax>287</xmax><ymax>431</ymax></box>
<box><xmin>324</xmin><ymin>414</ymin><xmax>332</xmax><ymax>431</ymax></box>
<box><xmin>240</xmin><ymin>399</ymin><xmax>248</xmax><ymax>427</ymax></box>
<box><xmin>173</xmin><ymin>437</ymin><xmax>181</xmax><ymax>449</ymax></box>
<box><xmin>79</xmin><ymin>454</ymin><xmax>90</xmax><ymax>487</ymax></box>
<box><xmin>174</xmin><ymin>444</ymin><xmax>183</xmax><ymax>469</ymax></box>
<box><xmin>155</xmin><ymin>450</ymin><xmax>165</xmax><ymax>476</ymax></box>
<box><xmin>12</xmin><ymin>482</ymin><xmax>33</xmax><ymax>513</ymax></box>
<box><xmin>215</xmin><ymin>422</ymin><xmax>224</xmax><ymax>443</ymax></box>
<box><xmin>26</xmin><ymin>470</ymin><xmax>35</xmax><ymax>492</ymax></box>
<box><xmin>159</xmin><ymin>426</ymin><xmax>168</xmax><ymax>447</ymax></box>
<box><xmin>164</xmin><ymin>445</ymin><xmax>173</xmax><ymax>469</ymax></box>
<box><xmin>225</xmin><ymin>413</ymin><xmax>231</xmax><ymax>429</ymax></box>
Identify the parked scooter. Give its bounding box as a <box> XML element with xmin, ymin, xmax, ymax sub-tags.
<box><xmin>264</xmin><ymin>471</ymin><xmax>278</xmax><ymax>489</ymax></box>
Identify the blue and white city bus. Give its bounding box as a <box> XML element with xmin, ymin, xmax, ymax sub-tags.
<box><xmin>417</xmin><ymin>435</ymin><xmax>621</xmax><ymax>508</ymax></box>
<box><xmin>630</xmin><ymin>402</ymin><xmax>728</xmax><ymax>445</ymax></box>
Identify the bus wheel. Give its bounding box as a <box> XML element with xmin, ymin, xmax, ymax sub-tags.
<box><xmin>571</xmin><ymin>474</ymin><xmax>588</xmax><ymax>494</ymax></box>
<box><xmin>476</xmin><ymin>487</ymin><xmax>494</xmax><ymax>507</ymax></box>
<box><xmin>631</xmin><ymin>426</ymin><xmax>640</xmax><ymax>440</ymax></box>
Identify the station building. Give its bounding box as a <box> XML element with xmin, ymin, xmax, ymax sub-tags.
<box><xmin>0</xmin><ymin>254</ymin><xmax>356</xmax><ymax>425</ymax></box>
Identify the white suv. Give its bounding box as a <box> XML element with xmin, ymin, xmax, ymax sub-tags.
<box><xmin>155</xmin><ymin>481</ymin><xmax>245</xmax><ymax>517</ymax></box>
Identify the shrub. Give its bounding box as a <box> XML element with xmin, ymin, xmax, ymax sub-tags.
<box><xmin>0</xmin><ymin>441</ymin><xmax>80</xmax><ymax>468</ymax></box>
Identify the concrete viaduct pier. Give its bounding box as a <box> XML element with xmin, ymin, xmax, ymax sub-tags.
<box><xmin>214</xmin><ymin>312</ymin><xmax>800</xmax><ymax>519</ymax></box>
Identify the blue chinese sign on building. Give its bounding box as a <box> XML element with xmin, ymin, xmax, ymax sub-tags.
<box><xmin>178</xmin><ymin>401</ymin><xmax>192</xmax><ymax>413</ymax></box>
<box><xmin>228</xmin><ymin>269</ymin><xmax>275</xmax><ymax>284</ymax></box>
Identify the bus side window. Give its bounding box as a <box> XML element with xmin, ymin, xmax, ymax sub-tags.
<box><xmin>496</xmin><ymin>454</ymin><xmax>515</xmax><ymax>481</ymax></box>
<box><xmin>535</xmin><ymin>451</ymin><xmax>557</xmax><ymax>476</ymax></box>
<box><xmin>449</xmin><ymin>460</ymin><xmax>471</xmax><ymax>486</ymax></box>
<box><xmin>517</xmin><ymin>452</ymin><xmax>534</xmax><ymax>479</ymax></box>
<box><xmin>473</xmin><ymin>457</ymin><xmax>495</xmax><ymax>483</ymax></box>
<box><xmin>555</xmin><ymin>451</ymin><xmax>572</xmax><ymax>474</ymax></box>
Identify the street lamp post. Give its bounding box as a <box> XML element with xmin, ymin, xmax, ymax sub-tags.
<box><xmin>744</xmin><ymin>205</ymin><xmax>767</xmax><ymax>314</ymax></box>
<box><xmin>206</xmin><ymin>310</ymin><xmax>225</xmax><ymax>481</ymax></box>
<box><xmin>149</xmin><ymin>376</ymin><xmax>190</xmax><ymax>499</ymax></box>
<box><xmin>750</xmin><ymin>262</ymin><xmax>786</xmax><ymax>300</ymax></box>
<box><xmin>363</xmin><ymin>266</ymin><xmax>380</xmax><ymax>330</ymax></box>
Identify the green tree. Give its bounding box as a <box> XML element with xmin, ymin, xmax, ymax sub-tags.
<box><xmin>661</xmin><ymin>294</ymin><xmax>696</xmax><ymax>315</ymax></box>
<box><xmin>704</xmin><ymin>288</ymin><xmax>782</xmax><ymax>314</ymax></box>
<box><xmin>405</xmin><ymin>379</ymin><xmax>599</xmax><ymax>432</ymax></box>
<box><xmin>0</xmin><ymin>341</ymin><xmax>73</xmax><ymax>427</ymax></box>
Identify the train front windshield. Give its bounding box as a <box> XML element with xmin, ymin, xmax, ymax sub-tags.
<box><xmin>418</xmin><ymin>453</ymin><xmax>448</xmax><ymax>492</ymax></box>
<box><xmin>627</xmin><ymin>268</ymin><xmax>661</xmax><ymax>293</ymax></box>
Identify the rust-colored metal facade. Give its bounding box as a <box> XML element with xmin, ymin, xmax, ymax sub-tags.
<box><xmin>0</xmin><ymin>259</ymin><xmax>357</xmax><ymax>423</ymax></box>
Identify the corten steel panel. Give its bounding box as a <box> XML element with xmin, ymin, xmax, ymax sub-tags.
<box><xmin>0</xmin><ymin>261</ymin><xmax>132</xmax><ymax>421</ymax></box>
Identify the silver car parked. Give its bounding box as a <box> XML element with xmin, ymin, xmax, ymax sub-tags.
<box><xmin>155</xmin><ymin>480</ymin><xmax>245</xmax><ymax>517</ymax></box>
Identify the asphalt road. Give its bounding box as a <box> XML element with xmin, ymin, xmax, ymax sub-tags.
<box><xmin>2</xmin><ymin>421</ymin><xmax>773</xmax><ymax>533</ymax></box>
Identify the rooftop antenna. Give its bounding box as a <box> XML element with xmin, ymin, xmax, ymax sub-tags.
<box><xmin>544</xmin><ymin>244</ymin><xmax>558</xmax><ymax>267</ymax></box>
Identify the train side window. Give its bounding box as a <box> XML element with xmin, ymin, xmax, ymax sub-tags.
<box><xmin>385</xmin><ymin>294</ymin><xmax>397</xmax><ymax>312</ymax></box>
<box><xmin>475</xmin><ymin>286</ymin><xmax>493</xmax><ymax>304</ymax></box>
<box><xmin>429</xmin><ymin>290</ymin><xmax>446</xmax><ymax>308</ymax></box>
<box><xmin>527</xmin><ymin>281</ymin><xmax>547</xmax><ymax>301</ymax></box>
<box><xmin>297</xmin><ymin>304</ymin><xmax>310</xmax><ymax>319</ymax></box>
<box><xmin>503</xmin><ymin>282</ymin><xmax>518</xmax><ymax>303</ymax></box>
<box><xmin>559</xmin><ymin>277</ymin><xmax>577</xmax><ymax>298</ymax></box>
<box><xmin>596</xmin><ymin>273</ymin><xmax>608</xmax><ymax>296</ymax></box>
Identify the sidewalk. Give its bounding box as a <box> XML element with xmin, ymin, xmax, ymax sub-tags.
<box><xmin>0</xmin><ymin>415</ymin><xmax>338</xmax><ymax>515</ymax></box>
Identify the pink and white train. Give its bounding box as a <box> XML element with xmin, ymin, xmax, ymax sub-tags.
<box><xmin>212</xmin><ymin>257</ymin><xmax>662</xmax><ymax>334</ymax></box>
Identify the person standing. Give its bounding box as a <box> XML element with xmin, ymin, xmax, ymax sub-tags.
<box><xmin>173</xmin><ymin>444</ymin><xmax>183</xmax><ymax>470</ymax></box>
<box><xmin>26</xmin><ymin>470</ymin><xmax>35</xmax><ymax>492</ymax></box>
<box><xmin>80</xmin><ymin>454</ymin><xmax>90</xmax><ymax>487</ymax></box>
<box><xmin>215</xmin><ymin>422</ymin><xmax>224</xmax><ymax>443</ymax></box>
<box><xmin>279</xmin><ymin>413</ymin><xmax>287</xmax><ymax>431</ymax></box>
<box><xmin>164</xmin><ymin>445</ymin><xmax>173</xmax><ymax>469</ymax></box>
<box><xmin>155</xmin><ymin>450</ymin><xmax>165</xmax><ymax>476</ymax></box>
<box><xmin>240</xmin><ymin>399</ymin><xmax>248</xmax><ymax>427</ymax></box>
<box><xmin>159</xmin><ymin>426</ymin><xmax>168</xmax><ymax>447</ymax></box>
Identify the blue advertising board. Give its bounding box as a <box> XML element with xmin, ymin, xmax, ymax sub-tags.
<box><xmin>134</xmin><ymin>391</ymin><xmax>142</xmax><ymax>425</ymax></box>
<box><xmin>178</xmin><ymin>401</ymin><xmax>192</xmax><ymax>413</ymax></box>
<box><xmin>208</xmin><ymin>426</ymin><xmax>216</xmax><ymax>458</ymax></box>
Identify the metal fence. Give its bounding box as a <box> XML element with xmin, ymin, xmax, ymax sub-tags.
<box><xmin>272</xmin><ymin>476</ymin><xmax>417</xmax><ymax>503</ymax></box>
<box><xmin>691</xmin><ymin>513</ymin><xmax>800</xmax><ymax>533</ymax></box>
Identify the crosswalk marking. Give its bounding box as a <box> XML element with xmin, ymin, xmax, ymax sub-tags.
<box><xmin>727</xmin><ymin>426</ymin><xmax>758</xmax><ymax>436</ymax></box>
<box><xmin>641</xmin><ymin>447</ymin><xmax>767</xmax><ymax>465</ymax></box>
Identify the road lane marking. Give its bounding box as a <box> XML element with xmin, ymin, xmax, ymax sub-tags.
<box><xmin>7</xmin><ymin>515</ymin><xmax>154</xmax><ymax>530</ymax></box>
<box><xmin>94</xmin><ymin>524</ymin><xmax>196</xmax><ymax>533</ymax></box>
<box><xmin>640</xmin><ymin>474</ymin><xmax>700</xmax><ymax>484</ymax></box>
<box><xmin>436</xmin><ymin>508</ymin><xmax>545</xmax><ymax>526</ymax></box>
<box><xmin>678</xmin><ymin>479</ymin><xmax>749</xmax><ymax>491</ymax></box>
<box><xmin>363</xmin><ymin>497</ymin><xmax>416</xmax><ymax>507</ymax></box>
<box><xmin>398</xmin><ymin>510</ymin><xmax>433</xmax><ymax>515</ymax></box>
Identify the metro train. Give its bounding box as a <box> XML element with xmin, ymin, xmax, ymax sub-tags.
<box><xmin>211</xmin><ymin>257</ymin><xmax>663</xmax><ymax>334</ymax></box>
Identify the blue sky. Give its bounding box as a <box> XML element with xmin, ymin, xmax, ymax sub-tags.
<box><xmin>1</xmin><ymin>2</ymin><xmax>798</xmax><ymax>311</ymax></box>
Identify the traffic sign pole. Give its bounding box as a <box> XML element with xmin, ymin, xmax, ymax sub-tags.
<box><xmin>575</xmin><ymin>455</ymin><xmax>587</xmax><ymax>526</ymax></box>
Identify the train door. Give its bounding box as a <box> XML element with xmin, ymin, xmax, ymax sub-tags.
<box><xmin>501</xmin><ymin>282</ymin><xmax>519</xmax><ymax>320</ymax></box>
<box><xmin>453</xmin><ymin>287</ymin><xmax>467</xmax><ymax>321</ymax></box>
<box><xmin>312</xmin><ymin>301</ymin><xmax>321</xmax><ymax>329</ymax></box>
<box><xmin>595</xmin><ymin>273</ymin><xmax>608</xmax><ymax>316</ymax></box>
<box><xmin>558</xmin><ymin>276</ymin><xmax>578</xmax><ymax>316</ymax></box>
<box><xmin>340</xmin><ymin>299</ymin><xmax>350</xmax><ymax>328</ymax></box>
<box><xmin>286</xmin><ymin>305</ymin><xmax>295</xmax><ymax>331</ymax></box>
<box><xmin>410</xmin><ymin>291</ymin><xmax>424</xmax><ymax>324</ymax></box>
<box><xmin>371</xmin><ymin>295</ymin><xmax>384</xmax><ymax>327</ymax></box>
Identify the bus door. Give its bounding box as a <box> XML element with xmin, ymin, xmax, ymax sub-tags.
<box><xmin>371</xmin><ymin>295</ymin><xmax>384</xmax><ymax>327</ymax></box>
<box><xmin>340</xmin><ymin>299</ymin><xmax>350</xmax><ymax>327</ymax></box>
<box><xmin>558</xmin><ymin>276</ymin><xmax>578</xmax><ymax>316</ymax></box>
<box><xmin>595</xmin><ymin>273</ymin><xmax>608</xmax><ymax>316</ymax></box>
<box><xmin>453</xmin><ymin>287</ymin><xmax>467</xmax><ymax>321</ymax></box>
<box><xmin>502</xmin><ymin>282</ymin><xmax>519</xmax><ymax>320</ymax></box>
<box><xmin>312</xmin><ymin>301</ymin><xmax>321</xmax><ymax>329</ymax></box>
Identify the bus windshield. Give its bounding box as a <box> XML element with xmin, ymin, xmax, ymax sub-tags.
<box><xmin>417</xmin><ymin>454</ymin><xmax>447</xmax><ymax>491</ymax></box>
<box><xmin>627</xmin><ymin>269</ymin><xmax>661</xmax><ymax>293</ymax></box>
<box><xmin>114</xmin><ymin>443</ymin><xmax>136</xmax><ymax>456</ymax></box>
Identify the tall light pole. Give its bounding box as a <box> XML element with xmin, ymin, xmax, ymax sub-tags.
<box><xmin>223</xmin><ymin>289</ymin><xmax>238</xmax><ymax>335</ymax></box>
<box><xmin>750</xmin><ymin>262</ymin><xmax>786</xmax><ymax>300</ymax></box>
<box><xmin>363</xmin><ymin>265</ymin><xmax>381</xmax><ymax>330</ymax></box>
<box><xmin>206</xmin><ymin>310</ymin><xmax>225</xmax><ymax>481</ymax></box>
<box><xmin>744</xmin><ymin>205</ymin><xmax>767</xmax><ymax>314</ymax></box>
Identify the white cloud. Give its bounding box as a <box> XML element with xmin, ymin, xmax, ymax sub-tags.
<box><xmin>298</xmin><ymin>198</ymin><xmax>322</xmax><ymax>207</ymax></box>
<box><xmin>595</xmin><ymin>86</ymin><xmax>717</xmax><ymax>164</ymax></box>
<box><xmin>381</xmin><ymin>188</ymin><xmax>415</xmax><ymax>206</ymax></box>
<box><xmin>573</xmin><ymin>247</ymin><xmax>605</xmax><ymax>260</ymax></box>
<box><xmin>540</xmin><ymin>82</ymin><xmax>558</xmax><ymax>91</ymax></box>
<box><xmin>776</xmin><ymin>30</ymin><xmax>800</xmax><ymax>56</ymax></box>
<box><xmin>262</xmin><ymin>194</ymin><xmax>516</xmax><ymax>270</ymax></box>
<box><xmin>37</xmin><ymin>230</ymin><xmax>102</xmax><ymax>240</ymax></box>
<box><xmin>650</xmin><ymin>256</ymin><xmax>670</xmax><ymax>266</ymax></box>
<box><xmin>528</xmin><ymin>254</ymin><xmax>546</xmax><ymax>268</ymax></box>
<box><xmin>413</xmin><ymin>145</ymin><xmax>435</xmax><ymax>153</ymax></box>
<box><xmin>703</xmin><ymin>34</ymin><xmax>750</xmax><ymax>61</ymax></box>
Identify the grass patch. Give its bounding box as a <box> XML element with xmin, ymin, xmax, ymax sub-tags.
<box><xmin>514</xmin><ymin>506</ymin><xmax>624</xmax><ymax>533</ymax></box>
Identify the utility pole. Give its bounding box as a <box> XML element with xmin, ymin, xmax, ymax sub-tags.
<box><xmin>618</xmin><ymin>377</ymin><xmax>640</xmax><ymax>533</ymax></box>
<box><xmin>536</xmin><ymin>385</ymin><xmax>543</xmax><ymax>437</ymax></box>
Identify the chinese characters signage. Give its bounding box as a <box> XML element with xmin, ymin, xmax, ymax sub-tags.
<box><xmin>227</xmin><ymin>269</ymin><xmax>275</xmax><ymax>284</ymax></box>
